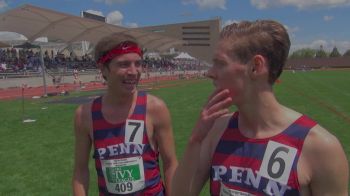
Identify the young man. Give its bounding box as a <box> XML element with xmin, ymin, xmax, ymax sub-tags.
<box><xmin>172</xmin><ymin>20</ymin><xmax>348</xmax><ymax>195</ymax></box>
<box><xmin>72</xmin><ymin>33</ymin><xmax>178</xmax><ymax>195</ymax></box>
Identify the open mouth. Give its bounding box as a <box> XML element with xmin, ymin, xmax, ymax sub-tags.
<box><xmin>122</xmin><ymin>79</ymin><xmax>138</xmax><ymax>89</ymax></box>
<box><xmin>123</xmin><ymin>79</ymin><xmax>137</xmax><ymax>85</ymax></box>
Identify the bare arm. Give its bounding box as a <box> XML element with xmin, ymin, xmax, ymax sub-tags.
<box><xmin>149</xmin><ymin>95</ymin><xmax>178</xmax><ymax>195</ymax></box>
<box><xmin>305</xmin><ymin>125</ymin><xmax>349</xmax><ymax>195</ymax></box>
<box><xmin>172</xmin><ymin>89</ymin><xmax>233</xmax><ymax>196</ymax></box>
<box><xmin>72</xmin><ymin>104</ymin><xmax>92</xmax><ymax>196</ymax></box>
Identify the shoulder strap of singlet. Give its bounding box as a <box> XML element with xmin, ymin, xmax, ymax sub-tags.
<box><xmin>226</xmin><ymin>112</ymin><xmax>239</xmax><ymax>129</ymax></box>
<box><xmin>91</xmin><ymin>91</ymin><xmax>147</xmax><ymax>121</ymax></box>
<box><xmin>91</xmin><ymin>96</ymin><xmax>103</xmax><ymax>121</ymax></box>
<box><xmin>282</xmin><ymin>115</ymin><xmax>317</xmax><ymax>147</ymax></box>
<box><xmin>130</xmin><ymin>91</ymin><xmax>147</xmax><ymax>121</ymax></box>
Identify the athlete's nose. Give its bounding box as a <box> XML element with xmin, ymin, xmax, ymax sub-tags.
<box><xmin>127</xmin><ymin>62</ymin><xmax>139</xmax><ymax>74</ymax></box>
<box><xmin>207</xmin><ymin>66</ymin><xmax>216</xmax><ymax>80</ymax></box>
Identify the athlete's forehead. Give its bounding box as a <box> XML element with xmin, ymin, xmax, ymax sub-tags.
<box><xmin>213</xmin><ymin>41</ymin><xmax>232</xmax><ymax>64</ymax></box>
<box><xmin>112</xmin><ymin>53</ymin><xmax>142</xmax><ymax>61</ymax></box>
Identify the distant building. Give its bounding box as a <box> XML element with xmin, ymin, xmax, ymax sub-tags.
<box><xmin>80</xmin><ymin>11</ymin><xmax>106</xmax><ymax>55</ymax></box>
<box><xmin>138</xmin><ymin>18</ymin><xmax>221</xmax><ymax>64</ymax></box>
<box><xmin>81</xmin><ymin>11</ymin><xmax>106</xmax><ymax>23</ymax></box>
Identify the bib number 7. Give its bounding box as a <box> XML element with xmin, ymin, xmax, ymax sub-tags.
<box><xmin>259</xmin><ymin>141</ymin><xmax>297</xmax><ymax>185</ymax></box>
<box><xmin>125</xmin><ymin>120</ymin><xmax>144</xmax><ymax>144</ymax></box>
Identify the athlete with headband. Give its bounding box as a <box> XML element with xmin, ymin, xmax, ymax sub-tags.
<box><xmin>72</xmin><ymin>33</ymin><xmax>178</xmax><ymax>195</ymax></box>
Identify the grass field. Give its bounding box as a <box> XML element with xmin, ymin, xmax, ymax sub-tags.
<box><xmin>0</xmin><ymin>69</ymin><xmax>349</xmax><ymax>195</ymax></box>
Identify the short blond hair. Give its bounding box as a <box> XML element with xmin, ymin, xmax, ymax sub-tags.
<box><xmin>220</xmin><ymin>20</ymin><xmax>290</xmax><ymax>84</ymax></box>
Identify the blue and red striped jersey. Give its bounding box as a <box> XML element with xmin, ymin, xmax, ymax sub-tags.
<box><xmin>91</xmin><ymin>91</ymin><xmax>164</xmax><ymax>196</ymax></box>
<box><xmin>210</xmin><ymin>112</ymin><xmax>317</xmax><ymax>196</ymax></box>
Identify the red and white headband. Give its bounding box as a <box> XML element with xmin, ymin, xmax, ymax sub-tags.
<box><xmin>97</xmin><ymin>41</ymin><xmax>142</xmax><ymax>65</ymax></box>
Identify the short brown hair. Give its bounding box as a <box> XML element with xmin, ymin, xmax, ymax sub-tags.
<box><xmin>220</xmin><ymin>20</ymin><xmax>290</xmax><ymax>84</ymax></box>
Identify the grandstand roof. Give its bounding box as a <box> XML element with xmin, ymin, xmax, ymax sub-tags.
<box><xmin>0</xmin><ymin>4</ymin><xmax>184</xmax><ymax>51</ymax></box>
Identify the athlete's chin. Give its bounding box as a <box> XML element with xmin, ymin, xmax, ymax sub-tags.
<box><xmin>122</xmin><ymin>86</ymin><xmax>137</xmax><ymax>94</ymax></box>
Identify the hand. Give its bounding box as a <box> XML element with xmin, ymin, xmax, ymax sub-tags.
<box><xmin>190</xmin><ymin>89</ymin><xmax>233</xmax><ymax>143</ymax></box>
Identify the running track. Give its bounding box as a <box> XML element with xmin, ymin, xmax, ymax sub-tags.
<box><xmin>0</xmin><ymin>76</ymin><xmax>180</xmax><ymax>100</ymax></box>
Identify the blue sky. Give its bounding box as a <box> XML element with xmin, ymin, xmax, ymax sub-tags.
<box><xmin>1</xmin><ymin>0</ymin><xmax>350</xmax><ymax>54</ymax></box>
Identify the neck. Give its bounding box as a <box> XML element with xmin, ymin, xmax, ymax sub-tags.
<box><xmin>237</xmin><ymin>89</ymin><xmax>289</xmax><ymax>138</ymax></box>
<box><xmin>104</xmin><ymin>89</ymin><xmax>137</xmax><ymax>106</ymax></box>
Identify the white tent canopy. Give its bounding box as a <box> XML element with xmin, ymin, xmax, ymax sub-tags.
<box><xmin>0</xmin><ymin>4</ymin><xmax>184</xmax><ymax>52</ymax></box>
<box><xmin>174</xmin><ymin>52</ymin><xmax>196</xmax><ymax>60</ymax></box>
<box><xmin>145</xmin><ymin>52</ymin><xmax>161</xmax><ymax>59</ymax></box>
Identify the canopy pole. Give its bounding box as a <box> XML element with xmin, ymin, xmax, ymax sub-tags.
<box><xmin>39</xmin><ymin>46</ymin><xmax>48</xmax><ymax>97</ymax></box>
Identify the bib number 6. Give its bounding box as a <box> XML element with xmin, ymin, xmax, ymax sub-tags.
<box><xmin>259</xmin><ymin>141</ymin><xmax>297</xmax><ymax>185</ymax></box>
<box><xmin>267</xmin><ymin>146</ymin><xmax>289</xmax><ymax>178</ymax></box>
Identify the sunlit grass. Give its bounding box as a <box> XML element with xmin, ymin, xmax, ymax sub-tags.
<box><xmin>0</xmin><ymin>70</ymin><xmax>349</xmax><ymax>195</ymax></box>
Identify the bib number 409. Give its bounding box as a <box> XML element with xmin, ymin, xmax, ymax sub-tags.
<box><xmin>259</xmin><ymin>141</ymin><xmax>297</xmax><ymax>185</ymax></box>
<box><xmin>115</xmin><ymin>182</ymin><xmax>133</xmax><ymax>193</ymax></box>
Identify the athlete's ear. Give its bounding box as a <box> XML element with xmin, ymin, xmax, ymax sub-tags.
<box><xmin>99</xmin><ymin>63</ymin><xmax>109</xmax><ymax>80</ymax></box>
<box><xmin>249</xmin><ymin>55</ymin><xmax>268</xmax><ymax>80</ymax></box>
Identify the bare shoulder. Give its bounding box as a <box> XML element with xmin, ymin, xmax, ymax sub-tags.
<box><xmin>75</xmin><ymin>102</ymin><xmax>92</xmax><ymax>121</ymax></box>
<box><xmin>302</xmin><ymin>124</ymin><xmax>349</xmax><ymax>194</ymax></box>
<box><xmin>74</xmin><ymin>101</ymin><xmax>93</xmax><ymax>135</ymax></box>
<box><xmin>146</xmin><ymin>93</ymin><xmax>170</xmax><ymax>119</ymax></box>
<box><xmin>146</xmin><ymin>93</ymin><xmax>171</xmax><ymax>126</ymax></box>
<box><xmin>146</xmin><ymin>93</ymin><xmax>168</xmax><ymax>110</ymax></box>
<box><xmin>303</xmin><ymin>125</ymin><xmax>344</xmax><ymax>157</ymax></box>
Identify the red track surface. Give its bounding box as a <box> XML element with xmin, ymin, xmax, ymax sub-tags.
<box><xmin>0</xmin><ymin>76</ymin><xmax>179</xmax><ymax>100</ymax></box>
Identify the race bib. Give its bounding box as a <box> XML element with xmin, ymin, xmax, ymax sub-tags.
<box><xmin>101</xmin><ymin>156</ymin><xmax>145</xmax><ymax>194</ymax></box>
<box><xmin>258</xmin><ymin>141</ymin><xmax>297</xmax><ymax>185</ymax></box>
<box><xmin>220</xmin><ymin>182</ymin><xmax>253</xmax><ymax>196</ymax></box>
<box><xmin>125</xmin><ymin>119</ymin><xmax>144</xmax><ymax>144</ymax></box>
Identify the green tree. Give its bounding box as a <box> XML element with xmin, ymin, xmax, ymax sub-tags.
<box><xmin>289</xmin><ymin>48</ymin><xmax>316</xmax><ymax>59</ymax></box>
<box><xmin>329</xmin><ymin>47</ymin><xmax>341</xmax><ymax>57</ymax></box>
<box><xmin>343</xmin><ymin>49</ymin><xmax>350</xmax><ymax>57</ymax></box>
<box><xmin>315</xmin><ymin>45</ymin><xmax>328</xmax><ymax>58</ymax></box>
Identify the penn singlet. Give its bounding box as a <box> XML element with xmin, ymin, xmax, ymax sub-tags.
<box><xmin>91</xmin><ymin>91</ymin><xmax>165</xmax><ymax>196</ymax></box>
<box><xmin>210</xmin><ymin>112</ymin><xmax>317</xmax><ymax>196</ymax></box>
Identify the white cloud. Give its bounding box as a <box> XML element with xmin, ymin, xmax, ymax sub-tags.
<box><xmin>106</xmin><ymin>11</ymin><xmax>123</xmax><ymax>26</ymax></box>
<box><xmin>84</xmin><ymin>9</ymin><xmax>135</xmax><ymax>28</ymax></box>
<box><xmin>0</xmin><ymin>0</ymin><xmax>7</xmax><ymax>9</ymax></box>
<box><xmin>323</xmin><ymin>15</ymin><xmax>334</xmax><ymax>22</ymax></box>
<box><xmin>182</xmin><ymin>0</ymin><xmax>227</xmax><ymax>10</ymax></box>
<box><xmin>0</xmin><ymin>32</ymin><xmax>27</xmax><ymax>41</ymax></box>
<box><xmin>284</xmin><ymin>25</ymin><xmax>300</xmax><ymax>39</ymax></box>
<box><xmin>94</xmin><ymin>0</ymin><xmax>128</xmax><ymax>5</ymax></box>
<box><xmin>251</xmin><ymin>0</ymin><xmax>350</xmax><ymax>9</ymax></box>
<box><xmin>284</xmin><ymin>25</ymin><xmax>299</xmax><ymax>33</ymax></box>
<box><xmin>85</xmin><ymin>9</ymin><xmax>104</xmax><ymax>17</ymax></box>
<box><xmin>125</xmin><ymin>22</ymin><xmax>138</xmax><ymax>28</ymax></box>
<box><xmin>291</xmin><ymin>39</ymin><xmax>350</xmax><ymax>54</ymax></box>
